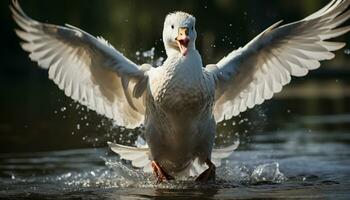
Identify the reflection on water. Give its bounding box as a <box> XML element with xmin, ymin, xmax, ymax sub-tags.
<box><xmin>1</xmin><ymin>128</ymin><xmax>350</xmax><ymax>199</ymax></box>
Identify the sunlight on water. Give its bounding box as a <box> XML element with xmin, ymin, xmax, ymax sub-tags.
<box><xmin>1</xmin><ymin>130</ymin><xmax>350</xmax><ymax>199</ymax></box>
<box><xmin>60</xmin><ymin>159</ymin><xmax>151</xmax><ymax>189</ymax></box>
<box><xmin>42</xmin><ymin>133</ymin><xmax>287</xmax><ymax>190</ymax></box>
<box><xmin>50</xmin><ymin>158</ymin><xmax>287</xmax><ymax>190</ymax></box>
<box><xmin>250</xmin><ymin>162</ymin><xmax>287</xmax><ymax>184</ymax></box>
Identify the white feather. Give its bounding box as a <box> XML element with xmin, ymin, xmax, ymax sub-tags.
<box><xmin>11</xmin><ymin>0</ymin><xmax>149</xmax><ymax>128</ymax></box>
<box><xmin>210</xmin><ymin>0</ymin><xmax>350</xmax><ymax>123</ymax></box>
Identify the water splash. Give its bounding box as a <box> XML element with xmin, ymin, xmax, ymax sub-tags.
<box><xmin>219</xmin><ymin>162</ymin><xmax>287</xmax><ymax>185</ymax></box>
<box><xmin>142</xmin><ymin>47</ymin><xmax>155</xmax><ymax>59</ymax></box>
<box><xmin>135</xmin><ymin>135</ymin><xmax>148</xmax><ymax>148</ymax></box>
<box><xmin>56</xmin><ymin>159</ymin><xmax>287</xmax><ymax>189</ymax></box>
<box><xmin>154</xmin><ymin>57</ymin><xmax>164</xmax><ymax>67</ymax></box>
<box><xmin>250</xmin><ymin>162</ymin><xmax>287</xmax><ymax>184</ymax></box>
<box><xmin>135</xmin><ymin>47</ymin><xmax>164</xmax><ymax>67</ymax></box>
<box><xmin>344</xmin><ymin>49</ymin><xmax>350</xmax><ymax>55</ymax></box>
<box><xmin>53</xmin><ymin>157</ymin><xmax>153</xmax><ymax>189</ymax></box>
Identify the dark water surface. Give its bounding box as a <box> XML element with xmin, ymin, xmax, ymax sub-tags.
<box><xmin>1</xmin><ymin>128</ymin><xmax>350</xmax><ymax>199</ymax></box>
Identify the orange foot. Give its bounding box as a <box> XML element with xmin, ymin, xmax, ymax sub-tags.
<box><xmin>151</xmin><ymin>161</ymin><xmax>174</xmax><ymax>183</ymax></box>
<box><xmin>195</xmin><ymin>158</ymin><xmax>216</xmax><ymax>183</ymax></box>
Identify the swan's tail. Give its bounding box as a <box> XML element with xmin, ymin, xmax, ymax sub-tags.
<box><xmin>108</xmin><ymin>140</ymin><xmax>239</xmax><ymax>177</ymax></box>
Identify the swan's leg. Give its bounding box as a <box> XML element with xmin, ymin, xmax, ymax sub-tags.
<box><xmin>151</xmin><ymin>161</ymin><xmax>174</xmax><ymax>183</ymax></box>
<box><xmin>195</xmin><ymin>158</ymin><xmax>216</xmax><ymax>182</ymax></box>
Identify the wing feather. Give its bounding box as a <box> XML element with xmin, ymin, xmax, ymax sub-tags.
<box><xmin>209</xmin><ymin>0</ymin><xmax>350</xmax><ymax>122</ymax></box>
<box><xmin>11</xmin><ymin>0</ymin><xmax>150</xmax><ymax>128</ymax></box>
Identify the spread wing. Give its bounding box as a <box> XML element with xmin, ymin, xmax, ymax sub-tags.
<box><xmin>208</xmin><ymin>0</ymin><xmax>350</xmax><ymax>122</ymax></box>
<box><xmin>11</xmin><ymin>0</ymin><xmax>150</xmax><ymax>128</ymax></box>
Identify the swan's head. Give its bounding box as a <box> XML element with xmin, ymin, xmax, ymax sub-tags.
<box><xmin>163</xmin><ymin>11</ymin><xmax>197</xmax><ymax>56</ymax></box>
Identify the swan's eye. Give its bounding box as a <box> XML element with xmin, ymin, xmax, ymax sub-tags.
<box><xmin>171</xmin><ymin>25</ymin><xmax>174</xmax><ymax>29</ymax></box>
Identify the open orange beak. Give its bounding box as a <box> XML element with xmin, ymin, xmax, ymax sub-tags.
<box><xmin>176</xmin><ymin>27</ymin><xmax>190</xmax><ymax>56</ymax></box>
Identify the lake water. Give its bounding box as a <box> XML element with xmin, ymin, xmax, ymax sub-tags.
<box><xmin>1</xmin><ymin>126</ymin><xmax>349</xmax><ymax>199</ymax></box>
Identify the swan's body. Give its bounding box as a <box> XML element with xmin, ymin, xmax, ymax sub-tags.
<box><xmin>146</xmin><ymin>51</ymin><xmax>216</xmax><ymax>174</ymax></box>
<box><xmin>11</xmin><ymin>0</ymin><xmax>350</xmax><ymax>182</ymax></box>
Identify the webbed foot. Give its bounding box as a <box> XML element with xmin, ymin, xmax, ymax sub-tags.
<box><xmin>151</xmin><ymin>161</ymin><xmax>174</xmax><ymax>183</ymax></box>
<box><xmin>195</xmin><ymin>158</ymin><xmax>216</xmax><ymax>183</ymax></box>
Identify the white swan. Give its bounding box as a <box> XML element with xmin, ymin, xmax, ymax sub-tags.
<box><xmin>11</xmin><ymin>0</ymin><xmax>350</xmax><ymax>182</ymax></box>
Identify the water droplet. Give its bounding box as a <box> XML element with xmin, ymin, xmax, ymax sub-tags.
<box><xmin>60</xmin><ymin>107</ymin><xmax>66</xmax><ymax>112</ymax></box>
<box><xmin>11</xmin><ymin>174</ymin><xmax>15</xmax><ymax>180</ymax></box>
<box><xmin>76</xmin><ymin>124</ymin><xmax>80</xmax><ymax>130</ymax></box>
<box><xmin>142</xmin><ymin>47</ymin><xmax>155</xmax><ymax>59</ymax></box>
<box><xmin>155</xmin><ymin>57</ymin><xmax>164</xmax><ymax>66</ymax></box>
<box><xmin>344</xmin><ymin>49</ymin><xmax>350</xmax><ymax>55</ymax></box>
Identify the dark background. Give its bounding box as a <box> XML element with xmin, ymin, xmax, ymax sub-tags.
<box><xmin>0</xmin><ymin>0</ymin><xmax>349</xmax><ymax>153</ymax></box>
